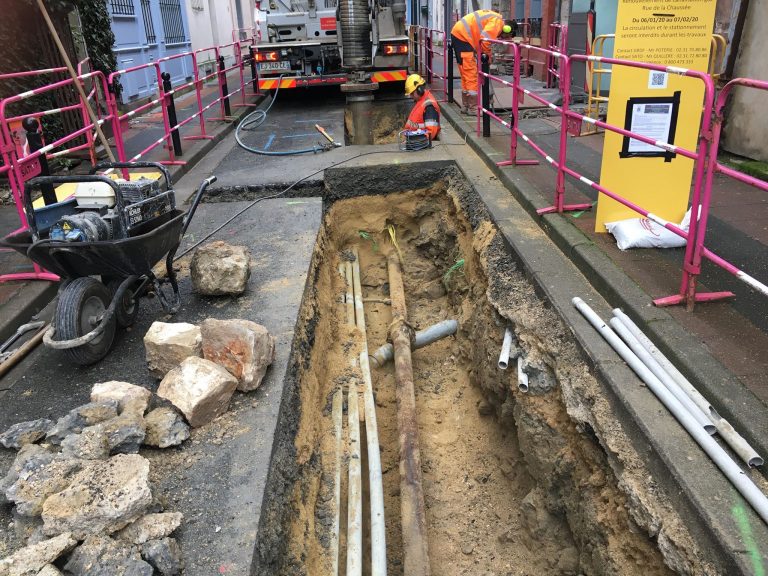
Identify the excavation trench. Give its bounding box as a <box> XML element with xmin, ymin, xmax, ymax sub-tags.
<box><xmin>253</xmin><ymin>167</ymin><xmax>713</xmax><ymax>575</ymax></box>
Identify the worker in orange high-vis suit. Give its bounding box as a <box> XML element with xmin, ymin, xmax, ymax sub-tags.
<box><xmin>404</xmin><ymin>73</ymin><xmax>441</xmax><ymax>140</ymax></box>
<box><xmin>451</xmin><ymin>11</ymin><xmax>515</xmax><ymax>114</ymax></box>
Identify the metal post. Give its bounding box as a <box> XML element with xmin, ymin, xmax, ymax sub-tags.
<box><xmin>219</xmin><ymin>55</ymin><xmax>231</xmax><ymax>116</ymax></box>
<box><xmin>161</xmin><ymin>72</ymin><xmax>183</xmax><ymax>157</ymax></box>
<box><xmin>426</xmin><ymin>33</ymin><xmax>433</xmax><ymax>83</ymax></box>
<box><xmin>249</xmin><ymin>46</ymin><xmax>258</xmax><ymax>93</ymax></box>
<box><xmin>481</xmin><ymin>53</ymin><xmax>490</xmax><ymax>137</ymax></box>
<box><xmin>413</xmin><ymin>27</ymin><xmax>420</xmax><ymax>75</ymax></box>
<box><xmin>22</xmin><ymin>118</ymin><xmax>55</xmax><ymax>205</ymax></box>
<box><xmin>447</xmin><ymin>38</ymin><xmax>454</xmax><ymax>103</ymax></box>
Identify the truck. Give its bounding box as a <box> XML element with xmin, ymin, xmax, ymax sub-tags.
<box><xmin>252</xmin><ymin>0</ymin><xmax>410</xmax><ymax>90</ymax></box>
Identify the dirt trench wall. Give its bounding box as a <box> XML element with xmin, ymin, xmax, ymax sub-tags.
<box><xmin>252</xmin><ymin>163</ymin><xmax>720</xmax><ymax>575</ymax></box>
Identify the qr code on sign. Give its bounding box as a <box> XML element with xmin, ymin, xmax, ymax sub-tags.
<box><xmin>648</xmin><ymin>71</ymin><xmax>668</xmax><ymax>89</ymax></box>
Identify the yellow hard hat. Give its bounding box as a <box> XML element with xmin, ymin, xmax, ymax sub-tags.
<box><xmin>405</xmin><ymin>73</ymin><xmax>426</xmax><ymax>95</ymax></box>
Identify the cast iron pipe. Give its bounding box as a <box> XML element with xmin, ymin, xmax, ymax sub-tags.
<box><xmin>387</xmin><ymin>252</ymin><xmax>431</xmax><ymax>576</ymax></box>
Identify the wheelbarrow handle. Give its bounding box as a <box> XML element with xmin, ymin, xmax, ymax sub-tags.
<box><xmin>90</xmin><ymin>161</ymin><xmax>172</xmax><ymax>191</ymax></box>
<box><xmin>181</xmin><ymin>175</ymin><xmax>217</xmax><ymax>237</ymax></box>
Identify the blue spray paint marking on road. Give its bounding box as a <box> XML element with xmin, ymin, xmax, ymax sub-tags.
<box><xmin>293</xmin><ymin>119</ymin><xmax>325</xmax><ymax>123</ymax></box>
<box><xmin>281</xmin><ymin>133</ymin><xmax>317</xmax><ymax>139</ymax></box>
<box><xmin>264</xmin><ymin>133</ymin><xmax>275</xmax><ymax>150</ymax></box>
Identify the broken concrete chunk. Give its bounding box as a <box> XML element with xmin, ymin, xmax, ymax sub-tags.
<box><xmin>141</xmin><ymin>537</ymin><xmax>183</xmax><ymax>575</ymax></box>
<box><xmin>45</xmin><ymin>413</ymin><xmax>85</xmax><ymax>446</ymax></box>
<box><xmin>190</xmin><ymin>240</ymin><xmax>251</xmax><ymax>296</ymax></box>
<box><xmin>6</xmin><ymin>456</ymin><xmax>82</xmax><ymax>517</ymax></box>
<box><xmin>71</xmin><ymin>401</ymin><xmax>120</xmax><ymax>426</ymax></box>
<box><xmin>157</xmin><ymin>356</ymin><xmax>239</xmax><ymax>427</ymax></box>
<box><xmin>41</xmin><ymin>454</ymin><xmax>152</xmax><ymax>539</ymax></box>
<box><xmin>201</xmin><ymin>318</ymin><xmax>276</xmax><ymax>392</ymax></box>
<box><xmin>143</xmin><ymin>408</ymin><xmax>189</xmax><ymax>448</ymax></box>
<box><xmin>35</xmin><ymin>565</ymin><xmax>63</xmax><ymax>576</ymax></box>
<box><xmin>0</xmin><ymin>532</ymin><xmax>77</xmax><ymax>576</ymax></box>
<box><xmin>144</xmin><ymin>322</ymin><xmax>203</xmax><ymax>379</ymax></box>
<box><xmin>1</xmin><ymin>445</ymin><xmax>54</xmax><ymax>506</ymax></box>
<box><xmin>0</xmin><ymin>419</ymin><xmax>53</xmax><ymax>449</ymax></box>
<box><xmin>60</xmin><ymin>428</ymin><xmax>111</xmax><ymax>461</ymax></box>
<box><xmin>91</xmin><ymin>381</ymin><xmax>152</xmax><ymax>416</ymax></box>
<box><xmin>64</xmin><ymin>535</ymin><xmax>153</xmax><ymax>576</ymax></box>
<box><xmin>88</xmin><ymin>413</ymin><xmax>146</xmax><ymax>455</ymax></box>
<box><xmin>115</xmin><ymin>512</ymin><xmax>183</xmax><ymax>545</ymax></box>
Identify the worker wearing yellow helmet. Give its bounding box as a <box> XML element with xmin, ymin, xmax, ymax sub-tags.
<box><xmin>450</xmin><ymin>11</ymin><xmax>516</xmax><ymax>114</ymax></box>
<box><xmin>404</xmin><ymin>73</ymin><xmax>441</xmax><ymax>141</ymax></box>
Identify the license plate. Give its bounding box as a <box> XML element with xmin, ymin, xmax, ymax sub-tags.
<box><xmin>259</xmin><ymin>61</ymin><xmax>290</xmax><ymax>72</ymax></box>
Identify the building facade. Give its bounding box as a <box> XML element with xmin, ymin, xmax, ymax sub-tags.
<box><xmin>108</xmin><ymin>0</ymin><xmax>192</xmax><ymax>104</ymax></box>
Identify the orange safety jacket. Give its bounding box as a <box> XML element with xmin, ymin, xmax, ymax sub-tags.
<box><xmin>450</xmin><ymin>10</ymin><xmax>505</xmax><ymax>53</ymax></box>
<box><xmin>404</xmin><ymin>89</ymin><xmax>441</xmax><ymax>140</ymax></box>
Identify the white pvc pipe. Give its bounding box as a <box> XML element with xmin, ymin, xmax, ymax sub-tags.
<box><xmin>609</xmin><ymin>317</ymin><xmax>716</xmax><ymax>435</ymax></box>
<box><xmin>498</xmin><ymin>327</ymin><xmax>515</xmax><ymax>369</ymax></box>
<box><xmin>517</xmin><ymin>358</ymin><xmax>529</xmax><ymax>392</ymax></box>
<box><xmin>612</xmin><ymin>309</ymin><xmax>763</xmax><ymax>468</ymax></box>
<box><xmin>573</xmin><ymin>297</ymin><xmax>768</xmax><ymax>526</ymax></box>
<box><xmin>370</xmin><ymin>319</ymin><xmax>458</xmax><ymax>367</ymax></box>
<box><xmin>351</xmin><ymin>247</ymin><xmax>387</xmax><ymax>576</ymax></box>
<box><xmin>331</xmin><ymin>388</ymin><xmax>343</xmax><ymax>576</ymax></box>
<box><xmin>346</xmin><ymin>377</ymin><xmax>363</xmax><ymax>576</ymax></box>
<box><xmin>343</xmin><ymin>261</ymin><xmax>363</xmax><ymax>576</ymax></box>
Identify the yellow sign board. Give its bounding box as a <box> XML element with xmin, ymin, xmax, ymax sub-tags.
<box><xmin>594</xmin><ymin>0</ymin><xmax>717</xmax><ymax>232</ymax></box>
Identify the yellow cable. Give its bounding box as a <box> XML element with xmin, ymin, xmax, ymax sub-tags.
<box><xmin>387</xmin><ymin>224</ymin><xmax>404</xmax><ymax>263</ymax></box>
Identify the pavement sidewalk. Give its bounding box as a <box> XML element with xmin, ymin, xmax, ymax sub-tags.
<box><xmin>0</xmin><ymin>68</ymin><xmax>263</xmax><ymax>343</ymax></box>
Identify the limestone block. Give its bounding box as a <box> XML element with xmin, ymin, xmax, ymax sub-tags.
<box><xmin>156</xmin><ymin>357</ymin><xmax>238</xmax><ymax>427</ymax></box>
<box><xmin>115</xmin><ymin>512</ymin><xmax>183</xmax><ymax>545</ymax></box>
<box><xmin>0</xmin><ymin>419</ymin><xmax>52</xmax><ymax>449</ymax></box>
<box><xmin>143</xmin><ymin>322</ymin><xmax>203</xmax><ymax>379</ymax></box>
<box><xmin>200</xmin><ymin>319</ymin><xmax>276</xmax><ymax>392</ymax></box>
<box><xmin>41</xmin><ymin>454</ymin><xmax>152</xmax><ymax>539</ymax></box>
<box><xmin>91</xmin><ymin>381</ymin><xmax>152</xmax><ymax>416</ymax></box>
<box><xmin>0</xmin><ymin>533</ymin><xmax>77</xmax><ymax>576</ymax></box>
<box><xmin>190</xmin><ymin>241</ymin><xmax>251</xmax><ymax>296</ymax></box>
<box><xmin>63</xmin><ymin>535</ymin><xmax>153</xmax><ymax>576</ymax></box>
<box><xmin>6</xmin><ymin>456</ymin><xmax>82</xmax><ymax>517</ymax></box>
<box><xmin>143</xmin><ymin>408</ymin><xmax>189</xmax><ymax>448</ymax></box>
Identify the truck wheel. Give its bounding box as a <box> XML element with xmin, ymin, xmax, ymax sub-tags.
<box><xmin>108</xmin><ymin>279</ymin><xmax>140</xmax><ymax>327</ymax></box>
<box><xmin>55</xmin><ymin>277</ymin><xmax>116</xmax><ymax>365</ymax></box>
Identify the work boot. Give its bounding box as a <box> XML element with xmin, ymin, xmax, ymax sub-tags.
<box><xmin>463</xmin><ymin>92</ymin><xmax>478</xmax><ymax>116</ymax></box>
<box><xmin>459</xmin><ymin>91</ymin><xmax>470</xmax><ymax>113</ymax></box>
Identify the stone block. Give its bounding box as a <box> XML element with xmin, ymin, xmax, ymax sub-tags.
<box><xmin>190</xmin><ymin>241</ymin><xmax>251</xmax><ymax>296</ymax></box>
<box><xmin>200</xmin><ymin>318</ymin><xmax>275</xmax><ymax>392</ymax></box>
<box><xmin>143</xmin><ymin>322</ymin><xmax>203</xmax><ymax>379</ymax></box>
<box><xmin>156</xmin><ymin>357</ymin><xmax>238</xmax><ymax>427</ymax></box>
<box><xmin>91</xmin><ymin>381</ymin><xmax>152</xmax><ymax>416</ymax></box>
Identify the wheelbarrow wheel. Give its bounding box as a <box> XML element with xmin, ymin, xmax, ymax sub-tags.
<box><xmin>107</xmin><ymin>279</ymin><xmax>139</xmax><ymax>327</ymax></box>
<box><xmin>55</xmin><ymin>277</ymin><xmax>116</xmax><ymax>366</ymax></box>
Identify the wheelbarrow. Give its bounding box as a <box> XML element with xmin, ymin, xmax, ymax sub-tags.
<box><xmin>0</xmin><ymin>161</ymin><xmax>215</xmax><ymax>365</ymax></box>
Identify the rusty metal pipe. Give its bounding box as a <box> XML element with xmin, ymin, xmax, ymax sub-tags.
<box><xmin>386</xmin><ymin>252</ymin><xmax>431</xmax><ymax>576</ymax></box>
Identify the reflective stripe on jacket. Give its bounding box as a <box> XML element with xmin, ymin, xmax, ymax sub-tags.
<box><xmin>450</xmin><ymin>10</ymin><xmax>504</xmax><ymax>52</ymax></box>
<box><xmin>404</xmin><ymin>89</ymin><xmax>441</xmax><ymax>140</ymax></box>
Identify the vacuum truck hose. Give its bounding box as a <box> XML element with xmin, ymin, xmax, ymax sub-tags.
<box><xmin>235</xmin><ymin>76</ymin><xmax>335</xmax><ymax>156</ymax></box>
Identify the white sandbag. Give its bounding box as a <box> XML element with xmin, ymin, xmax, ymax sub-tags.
<box><xmin>605</xmin><ymin>209</ymin><xmax>691</xmax><ymax>250</ymax></box>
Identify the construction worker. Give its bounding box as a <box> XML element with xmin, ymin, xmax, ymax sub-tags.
<box><xmin>451</xmin><ymin>11</ymin><xmax>515</xmax><ymax>114</ymax></box>
<box><xmin>404</xmin><ymin>73</ymin><xmax>441</xmax><ymax>141</ymax></box>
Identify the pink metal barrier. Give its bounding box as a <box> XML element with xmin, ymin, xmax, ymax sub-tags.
<box><xmin>656</xmin><ymin>77</ymin><xmax>768</xmax><ymax>309</ymax></box>
<box><xmin>546</xmin><ymin>23</ymin><xmax>567</xmax><ymax>90</ymax></box>
<box><xmin>0</xmin><ymin>70</ymin><xmax>114</xmax><ymax>283</ymax></box>
<box><xmin>418</xmin><ymin>28</ymin><xmax>448</xmax><ymax>102</ymax></box>
<box><xmin>466</xmin><ymin>33</ymin><xmax>768</xmax><ymax>310</ymax></box>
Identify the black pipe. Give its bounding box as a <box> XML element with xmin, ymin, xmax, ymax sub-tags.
<box><xmin>22</xmin><ymin>118</ymin><xmax>56</xmax><ymax>206</ymax></box>
<box><xmin>219</xmin><ymin>56</ymin><xmax>231</xmax><ymax>117</ymax></box>
<box><xmin>161</xmin><ymin>72</ymin><xmax>182</xmax><ymax>157</ymax></box>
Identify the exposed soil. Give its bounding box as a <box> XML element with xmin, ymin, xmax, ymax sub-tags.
<box><xmin>254</xmin><ymin>177</ymin><xmax>716</xmax><ymax>575</ymax></box>
<box><xmin>344</xmin><ymin>99</ymin><xmax>409</xmax><ymax>145</ymax></box>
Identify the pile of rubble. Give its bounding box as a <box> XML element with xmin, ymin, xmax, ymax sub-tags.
<box><xmin>0</xmin><ymin>317</ymin><xmax>274</xmax><ymax>575</ymax></box>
